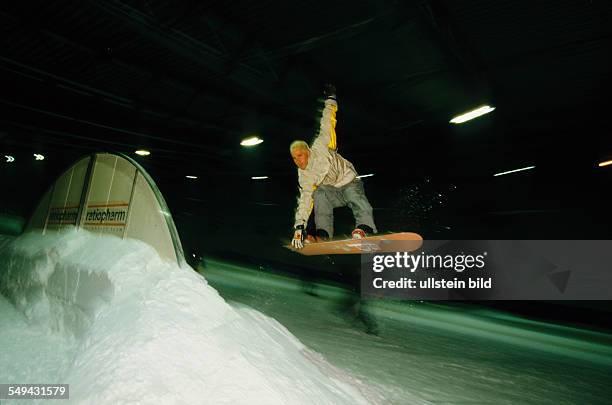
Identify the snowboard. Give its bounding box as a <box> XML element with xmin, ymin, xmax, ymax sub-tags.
<box><xmin>286</xmin><ymin>232</ymin><xmax>423</xmax><ymax>256</ymax></box>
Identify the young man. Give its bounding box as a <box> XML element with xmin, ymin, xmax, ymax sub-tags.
<box><xmin>290</xmin><ymin>84</ymin><xmax>377</xmax><ymax>249</ymax></box>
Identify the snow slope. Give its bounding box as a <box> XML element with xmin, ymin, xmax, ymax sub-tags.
<box><xmin>0</xmin><ymin>230</ymin><xmax>379</xmax><ymax>404</ymax></box>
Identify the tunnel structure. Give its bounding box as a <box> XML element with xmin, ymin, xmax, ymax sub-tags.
<box><xmin>27</xmin><ymin>152</ymin><xmax>185</xmax><ymax>266</ymax></box>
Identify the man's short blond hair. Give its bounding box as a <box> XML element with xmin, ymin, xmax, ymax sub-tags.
<box><xmin>289</xmin><ymin>140</ymin><xmax>309</xmax><ymax>153</ymax></box>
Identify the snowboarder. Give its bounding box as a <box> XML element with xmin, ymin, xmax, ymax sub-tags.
<box><xmin>290</xmin><ymin>84</ymin><xmax>377</xmax><ymax>249</ymax></box>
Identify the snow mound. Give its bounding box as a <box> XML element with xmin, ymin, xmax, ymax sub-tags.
<box><xmin>0</xmin><ymin>230</ymin><xmax>378</xmax><ymax>404</ymax></box>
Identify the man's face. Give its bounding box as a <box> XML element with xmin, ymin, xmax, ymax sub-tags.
<box><xmin>291</xmin><ymin>147</ymin><xmax>310</xmax><ymax>170</ymax></box>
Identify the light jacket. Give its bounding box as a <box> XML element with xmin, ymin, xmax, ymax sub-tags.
<box><xmin>294</xmin><ymin>98</ymin><xmax>357</xmax><ymax>228</ymax></box>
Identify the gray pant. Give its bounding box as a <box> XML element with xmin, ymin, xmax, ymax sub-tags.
<box><xmin>313</xmin><ymin>179</ymin><xmax>377</xmax><ymax>237</ymax></box>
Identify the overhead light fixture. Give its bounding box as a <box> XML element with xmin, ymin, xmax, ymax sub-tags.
<box><xmin>598</xmin><ymin>160</ymin><xmax>612</xmax><ymax>167</ymax></box>
<box><xmin>135</xmin><ymin>149</ymin><xmax>150</xmax><ymax>156</ymax></box>
<box><xmin>251</xmin><ymin>176</ymin><xmax>268</xmax><ymax>180</ymax></box>
<box><xmin>34</xmin><ymin>153</ymin><xmax>45</xmax><ymax>161</ymax></box>
<box><xmin>241</xmin><ymin>136</ymin><xmax>264</xmax><ymax>147</ymax></box>
<box><xmin>5</xmin><ymin>155</ymin><xmax>15</xmax><ymax>163</ymax></box>
<box><xmin>450</xmin><ymin>105</ymin><xmax>495</xmax><ymax>124</ymax></box>
<box><xmin>356</xmin><ymin>173</ymin><xmax>374</xmax><ymax>179</ymax></box>
<box><xmin>494</xmin><ymin>165</ymin><xmax>535</xmax><ymax>177</ymax></box>
<box><xmin>186</xmin><ymin>175</ymin><xmax>198</xmax><ymax>179</ymax></box>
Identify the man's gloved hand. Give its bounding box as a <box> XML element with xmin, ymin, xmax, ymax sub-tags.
<box><xmin>291</xmin><ymin>225</ymin><xmax>305</xmax><ymax>249</ymax></box>
<box><xmin>323</xmin><ymin>83</ymin><xmax>336</xmax><ymax>100</ymax></box>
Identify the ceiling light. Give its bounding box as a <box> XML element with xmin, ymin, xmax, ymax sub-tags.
<box><xmin>598</xmin><ymin>160</ymin><xmax>612</xmax><ymax>167</ymax></box>
<box><xmin>241</xmin><ymin>136</ymin><xmax>264</xmax><ymax>147</ymax></box>
<box><xmin>186</xmin><ymin>175</ymin><xmax>198</xmax><ymax>179</ymax></box>
<box><xmin>34</xmin><ymin>153</ymin><xmax>45</xmax><ymax>161</ymax></box>
<box><xmin>356</xmin><ymin>173</ymin><xmax>374</xmax><ymax>178</ymax></box>
<box><xmin>450</xmin><ymin>105</ymin><xmax>495</xmax><ymax>124</ymax></box>
<box><xmin>5</xmin><ymin>155</ymin><xmax>15</xmax><ymax>163</ymax></box>
<box><xmin>494</xmin><ymin>165</ymin><xmax>535</xmax><ymax>177</ymax></box>
<box><xmin>135</xmin><ymin>149</ymin><xmax>150</xmax><ymax>156</ymax></box>
<box><xmin>251</xmin><ymin>176</ymin><xmax>268</xmax><ymax>180</ymax></box>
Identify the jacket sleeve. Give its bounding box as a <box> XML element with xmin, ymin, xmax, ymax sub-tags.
<box><xmin>311</xmin><ymin>98</ymin><xmax>338</xmax><ymax>153</ymax></box>
<box><xmin>294</xmin><ymin>174</ymin><xmax>316</xmax><ymax>228</ymax></box>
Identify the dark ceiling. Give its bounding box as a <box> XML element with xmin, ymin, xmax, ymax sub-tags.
<box><xmin>2</xmin><ymin>1</ymin><xmax>612</xmax><ymax>264</ymax></box>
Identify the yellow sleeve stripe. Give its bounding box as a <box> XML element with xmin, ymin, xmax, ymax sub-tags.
<box><xmin>308</xmin><ymin>184</ymin><xmax>317</xmax><ymax>215</ymax></box>
<box><xmin>327</xmin><ymin>104</ymin><xmax>338</xmax><ymax>150</ymax></box>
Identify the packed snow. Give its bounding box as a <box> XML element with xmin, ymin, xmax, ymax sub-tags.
<box><xmin>0</xmin><ymin>230</ymin><xmax>379</xmax><ymax>404</ymax></box>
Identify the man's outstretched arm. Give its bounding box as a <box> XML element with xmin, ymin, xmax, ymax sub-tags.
<box><xmin>292</xmin><ymin>181</ymin><xmax>315</xmax><ymax>249</ymax></box>
<box><xmin>312</xmin><ymin>84</ymin><xmax>338</xmax><ymax>152</ymax></box>
<box><xmin>294</xmin><ymin>181</ymin><xmax>315</xmax><ymax>229</ymax></box>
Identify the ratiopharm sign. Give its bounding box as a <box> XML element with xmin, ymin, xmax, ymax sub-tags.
<box><xmin>83</xmin><ymin>202</ymin><xmax>129</xmax><ymax>235</ymax></box>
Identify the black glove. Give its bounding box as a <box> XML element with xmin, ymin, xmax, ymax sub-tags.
<box><xmin>323</xmin><ymin>83</ymin><xmax>336</xmax><ymax>101</ymax></box>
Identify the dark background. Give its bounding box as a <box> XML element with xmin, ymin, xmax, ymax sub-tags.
<box><xmin>1</xmin><ymin>1</ymin><xmax>611</xmax><ymax>329</ymax></box>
